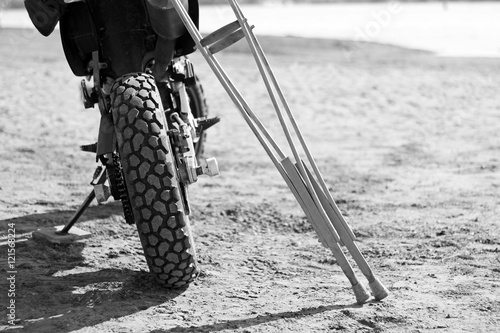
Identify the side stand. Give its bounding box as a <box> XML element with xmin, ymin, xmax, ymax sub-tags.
<box><xmin>32</xmin><ymin>167</ymin><xmax>107</xmax><ymax>244</ymax></box>
<box><xmin>32</xmin><ymin>192</ymin><xmax>94</xmax><ymax>244</ymax></box>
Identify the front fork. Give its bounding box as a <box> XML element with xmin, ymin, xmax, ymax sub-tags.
<box><xmin>169</xmin><ymin>82</ymin><xmax>219</xmax><ymax>185</ymax></box>
<box><xmin>81</xmin><ymin>56</ymin><xmax>219</xmax><ymax>206</ymax></box>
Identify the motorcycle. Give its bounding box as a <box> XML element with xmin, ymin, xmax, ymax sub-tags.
<box><xmin>26</xmin><ymin>0</ymin><xmax>220</xmax><ymax>288</ymax></box>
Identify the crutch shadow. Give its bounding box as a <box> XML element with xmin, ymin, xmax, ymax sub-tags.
<box><xmin>152</xmin><ymin>303</ymin><xmax>363</xmax><ymax>333</ymax></box>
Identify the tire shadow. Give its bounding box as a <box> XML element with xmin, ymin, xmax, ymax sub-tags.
<box><xmin>0</xmin><ymin>204</ymin><xmax>186</xmax><ymax>332</ymax></box>
<box><xmin>0</xmin><ymin>266</ymin><xmax>186</xmax><ymax>332</ymax></box>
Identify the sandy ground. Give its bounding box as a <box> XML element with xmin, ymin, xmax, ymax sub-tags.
<box><xmin>0</xmin><ymin>29</ymin><xmax>499</xmax><ymax>332</ymax></box>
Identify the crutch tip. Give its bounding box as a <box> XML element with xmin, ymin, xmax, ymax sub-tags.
<box><xmin>352</xmin><ymin>283</ymin><xmax>370</xmax><ymax>304</ymax></box>
<box><xmin>369</xmin><ymin>277</ymin><xmax>389</xmax><ymax>301</ymax></box>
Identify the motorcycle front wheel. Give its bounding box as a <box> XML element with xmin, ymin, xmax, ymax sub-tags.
<box><xmin>110</xmin><ymin>73</ymin><xmax>199</xmax><ymax>287</ymax></box>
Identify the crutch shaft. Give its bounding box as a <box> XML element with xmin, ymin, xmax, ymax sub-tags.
<box><xmin>247</xmin><ymin>26</ymin><xmax>359</xmax><ymax>247</ymax></box>
<box><xmin>302</xmin><ymin>164</ymin><xmax>389</xmax><ymax>300</ymax></box>
<box><xmin>282</xmin><ymin>157</ymin><xmax>370</xmax><ymax>304</ymax></box>
<box><xmin>228</xmin><ymin>1</ymin><xmax>387</xmax><ymax>297</ymax></box>
<box><xmin>229</xmin><ymin>0</ymin><xmax>338</xmax><ymax>249</ymax></box>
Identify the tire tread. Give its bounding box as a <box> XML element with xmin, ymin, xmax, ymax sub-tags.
<box><xmin>111</xmin><ymin>73</ymin><xmax>198</xmax><ymax>288</ymax></box>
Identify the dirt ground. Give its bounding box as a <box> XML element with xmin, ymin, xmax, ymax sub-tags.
<box><xmin>0</xmin><ymin>28</ymin><xmax>499</xmax><ymax>332</ymax></box>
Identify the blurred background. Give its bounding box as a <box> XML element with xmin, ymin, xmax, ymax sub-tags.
<box><xmin>1</xmin><ymin>0</ymin><xmax>499</xmax><ymax>57</ymax></box>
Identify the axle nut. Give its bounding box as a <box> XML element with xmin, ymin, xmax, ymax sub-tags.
<box><xmin>201</xmin><ymin>157</ymin><xmax>219</xmax><ymax>177</ymax></box>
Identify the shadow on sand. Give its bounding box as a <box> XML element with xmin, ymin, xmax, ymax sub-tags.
<box><xmin>0</xmin><ymin>201</ymin><xmax>126</xmax><ymax>235</ymax></box>
<box><xmin>150</xmin><ymin>303</ymin><xmax>363</xmax><ymax>333</ymax></box>
<box><xmin>0</xmin><ymin>204</ymin><xmax>188</xmax><ymax>332</ymax></box>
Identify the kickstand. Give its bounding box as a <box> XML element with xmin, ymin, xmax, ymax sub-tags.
<box><xmin>32</xmin><ymin>167</ymin><xmax>106</xmax><ymax>244</ymax></box>
<box><xmin>56</xmin><ymin>189</ymin><xmax>96</xmax><ymax>236</ymax></box>
<box><xmin>57</xmin><ymin>164</ymin><xmax>109</xmax><ymax>235</ymax></box>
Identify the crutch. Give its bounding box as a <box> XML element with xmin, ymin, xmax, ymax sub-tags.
<box><xmin>170</xmin><ymin>0</ymin><xmax>388</xmax><ymax>303</ymax></box>
<box><xmin>226</xmin><ymin>0</ymin><xmax>389</xmax><ymax>301</ymax></box>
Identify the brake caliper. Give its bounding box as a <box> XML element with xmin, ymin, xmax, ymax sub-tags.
<box><xmin>168</xmin><ymin>112</ymin><xmax>219</xmax><ymax>185</ymax></box>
